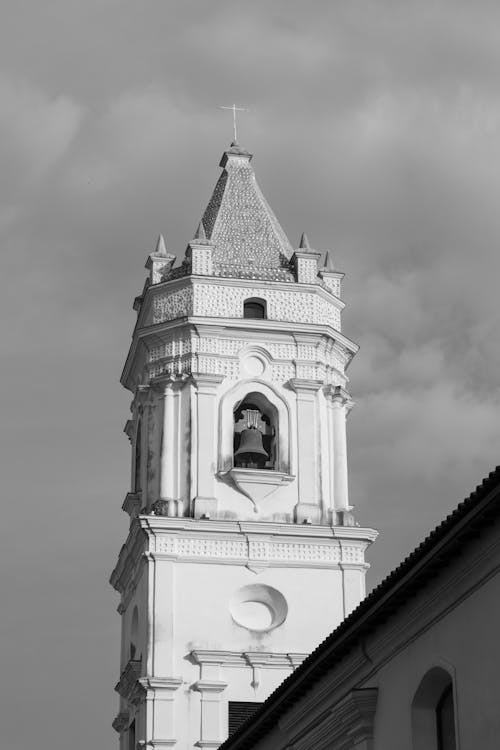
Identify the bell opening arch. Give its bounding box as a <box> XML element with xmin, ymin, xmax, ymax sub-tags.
<box><xmin>233</xmin><ymin>392</ymin><xmax>277</xmax><ymax>470</ymax></box>
<box><xmin>218</xmin><ymin>379</ymin><xmax>292</xmax><ymax>475</ymax></box>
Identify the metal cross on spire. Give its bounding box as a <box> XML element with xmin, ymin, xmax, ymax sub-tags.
<box><xmin>219</xmin><ymin>103</ymin><xmax>249</xmax><ymax>143</ymax></box>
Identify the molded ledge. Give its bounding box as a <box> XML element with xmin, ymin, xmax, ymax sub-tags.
<box><xmin>192</xmin><ymin>680</ymin><xmax>228</xmax><ymax>694</ymax></box>
<box><xmin>224</xmin><ymin>468</ymin><xmax>295</xmax><ymax>508</ymax></box>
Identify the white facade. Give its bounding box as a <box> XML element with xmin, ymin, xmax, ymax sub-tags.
<box><xmin>111</xmin><ymin>142</ymin><xmax>377</xmax><ymax>749</ymax></box>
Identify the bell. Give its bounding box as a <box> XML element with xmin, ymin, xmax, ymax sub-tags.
<box><xmin>234</xmin><ymin>427</ymin><xmax>268</xmax><ymax>468</ymax></box>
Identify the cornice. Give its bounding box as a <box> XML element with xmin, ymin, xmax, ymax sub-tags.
<box><xmin>139</xmin><ymin>677</ymin><xmax>183</xmax><ymax>692</ymax></box>
<box><xmin>190</xmin><ymin>650</ymin><xmax>307</xmax><ymax>670</ymax></box>
<box><xmin>122</xmin><ymin>492</ymin><xmax>142</xmax><ymax>518</ymax></box>
<box><xmin>114</xmin><ymin>659</ymin><xmax>142</xmax><ymax>701</ymax></box>
<box><xmin>112</xmin><ymin>711</ymin><xmax>129</xmax><ymax>734</ymax></box>
<box><xmin>287</xmin><ymin>378</ymin><xmax>324</xmax><ymax>393</ymax></box>
<box><xmin>121</xmin><ymin>305</ymin><xmax>358</xmax><ymax>392</ymax></box>
<box><xmin>138</xmin><ymin>317</ymin><xmax>355</xmax><ymax>350</ymax></box>
<box><xmin>192</xmin><ymin>680</ymin><xmax>228</xmax><ymax>694</ymax></box>
<box><xmin>110</xmin><ymin>520</ymin><xmax>147</xmax><ymax>594</ymax></box>
<box><xmin>143</xmin><ymin>272</ymin><xmax>345</xmax><ymax>304</ymax></box>
<box><xmin>151</xmin><ymin>374</ymin><xmax>191</xmax><ymax>392</ymax></box>
<box><xmin>139</xmin><ymin>516</ymin><xmax>377</xmax><ymax>541</ymax></box>
<box><xmin>111</xmin><ymin>517</ymin><xmax>377</xmax><ymax>594</ymax></box>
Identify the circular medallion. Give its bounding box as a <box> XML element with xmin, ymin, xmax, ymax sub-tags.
<box><xmin>242</xmin><ymin>355</ymin><xmax>265</xmax><ymax>377</ymax></box>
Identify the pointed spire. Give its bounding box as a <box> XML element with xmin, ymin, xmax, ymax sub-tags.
<box><xmin>323</xmin><ymin>250</ymin><xmax>335</xmax><ymax>271</ymax></box>
<box><xmin>194</xmin><ymin>220</ymin><xmax>207</xmax><ymax>241</ymax></box>
<box><xmin>201</xmin><ymin>144</ymin><xmax>293</xmax><ymax>269</ymax></box>
<box><xmin>155</xmin><ymin>234</ymin><xmax>167</xmax><ymax>256</ymax></box>
<box><xmin>299</xmin><ymin>232</ymin><xmax>311</xmax><ymax>251</ymax></box>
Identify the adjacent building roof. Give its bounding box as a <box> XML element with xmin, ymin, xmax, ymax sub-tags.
<box><xmin>220</xmin><ymin>463</ymin><xmax>500</xmax><ymax>749</ymax></box>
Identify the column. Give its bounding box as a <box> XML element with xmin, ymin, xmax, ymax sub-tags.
<box><xmin>331</xmin><ymin>386</ymin><xmax>353</xmax><ymax>515</ymax></box>
<box><xmin>160</xmin><ymin>381</ymin><xmax>176</xmax><ymax>516</ymax></box>
<box><xmin>288</xmin><ymin>378</ymin><xmax>323</xmax><ymax>524</ymax></box>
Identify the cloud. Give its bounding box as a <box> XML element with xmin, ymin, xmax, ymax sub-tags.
<box><xmin>0</xmin><ymin>75</ymin><xmax>83</xmax><ymax>201</ymax></box>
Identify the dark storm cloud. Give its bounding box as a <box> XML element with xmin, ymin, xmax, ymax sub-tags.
<box><xmin>1</xmin><ymin>2</ymin><xmax>500</xmax><ymax>749</ymax></box>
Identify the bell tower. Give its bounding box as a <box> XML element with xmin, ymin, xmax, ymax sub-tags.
<box><xmin>111</xmin><ymin>142</ymin><xmax>377</xmax><ymax>750</ymax></box>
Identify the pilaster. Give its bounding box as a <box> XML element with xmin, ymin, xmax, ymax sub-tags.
<box><xmin>193</xmin><ymin>681</ymin><xmax>228</xmax><ymax>748</ymax></box>
<box><xmin>288</xmin><ymin>378</ymin><xmax>323</xmax><ymax>524</ymax></box>
<box><xmin>191</xmin><ymin>374</ymin><xmax>224</xmax><ymax>519</ymax></box>
<box><xmin>139</xmin><ymin>677</ymin><xmax>183</xmax><ymax>749</ymax></box>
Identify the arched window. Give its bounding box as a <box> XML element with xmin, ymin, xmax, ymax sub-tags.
<box><xmin>412</xmin><ymin>667</ymin><xmax>457</xmax><ymax>750</ymax></box>
<box><xmin>436</xmin><ymin>685</ymin><xmax>456</xmax><ymax>750</ymax></box>
<box><xmin>243</xmin><ymin>298</ymin><xmax>266</xmax><ymax>319</ymax></box>
<box><xmin>233</xmin><ymin>392</ymin><xmax>277</xmax><ymax>470</ymax></box>
<box><xmin>134</xmin><ymin>420</ymin><xmax>142</xmax><ymax>493</ymax></box>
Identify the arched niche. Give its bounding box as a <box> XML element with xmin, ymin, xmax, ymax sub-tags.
<box><xmin>412</xmin><ymin>666</ymin><xmax>457</xmax><ymax>750</ymax></box>
<box><xmin>133</xmin><ymin>419</ymin><xmax>142</xmax><ymax>493</ymax></box>
<box><xmin>243</xmin><ymin>297</ymin><xmax>267</xmax><ymax>319</ymax></box>
<box><xmin>129</xmin><ymin>605</ymin><xmax>139</xmax><ymax>661</ymax></box>
<box><xmin>234</xmin><ymin>391</ymin><xmax>277</xmax><ymax>470</ymax></box>
<box><xmin>218</xmin><ymin>380</ymin><xmax>292</xmax><ymax>475</ymax></box>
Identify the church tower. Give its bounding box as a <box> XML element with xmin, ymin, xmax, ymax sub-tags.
<box><xmin>110</xmin><ymin>141</ymin><xmax>377</xmax><ymax>750</ymax></box>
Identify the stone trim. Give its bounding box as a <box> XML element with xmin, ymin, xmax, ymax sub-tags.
<box><xmin>114</xmin><ymin>659</ymin><xmax>142</xmax><ymax>701</ymax></box>
<box><xmin>192</xmin><ymin>680</ymin><xmax>228</xmax><ymax>694</ymax></box>
<box><xmin>191</xmin><ymin>650</ymin><xmax>307</xmax><ymax>670</ymax></box>
<box><xmin>112</xmin><ymin>711</ymin><xmax>129</xmax><ymax>734</ymax></box>
<box><xmin>111</xmin><ymin>518</ymin><xmax>377</xmax><ymax>596</ymax></box>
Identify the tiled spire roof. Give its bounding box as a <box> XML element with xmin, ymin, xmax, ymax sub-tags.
<box><xmin>201</xmin><ymin>142</ymin><xmax>293</xmax><ymax>275</ymax></box>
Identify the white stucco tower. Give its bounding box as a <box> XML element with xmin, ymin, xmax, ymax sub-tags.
<box><xmin>111</xmin><ymin>141</ymin><xmax>377</xmax><ymax>750</ymax></box>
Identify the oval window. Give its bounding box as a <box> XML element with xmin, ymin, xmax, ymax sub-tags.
<box><xmin>229</xmin><ymin>584</ymin><xmax>287</xmax><ymax>632</ymax></box>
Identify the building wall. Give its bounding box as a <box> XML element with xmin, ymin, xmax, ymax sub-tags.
<box><xmin>370</xmin><ymin>559</ymin><xmax>500</xmax><ymax>749</ymax></box>
<box><xmin>236</xmin><ymin>517</ymin><xmax>500</xmax><ymax>749</ymax></box>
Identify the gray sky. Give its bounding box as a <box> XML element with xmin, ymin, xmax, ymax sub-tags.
<box><xmin>1</xmin><ymin>2</ymin><xmax>500</xmax><ymax>748</ymax></box>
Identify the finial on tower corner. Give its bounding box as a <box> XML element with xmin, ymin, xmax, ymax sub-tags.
<box><xmin>299</xmin><ymin>232</ymin><xmax>311</xmax><ymax>251</ymax></box>
<box><xmin>323</xmin><ymin>250</ymin><xmax>335</xmax><ymax>271</ymax></box>
<box><xmin>155</xmin><ymin>234</ymin><xmax>167</xmax><ymax>256</ymax></box>
<box><xmin>194</xmin><ymin>220</ymin><xmax>207</xmax><ymax>241</ymax></box>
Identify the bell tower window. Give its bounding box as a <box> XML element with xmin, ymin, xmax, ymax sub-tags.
<box><xmin>243</xmin><ymin>298</ymin><xmax>266</xmax><ymax>319</ymax></box>
<box><xmin>233</xmin><ymin>393</ymin><xmax>276</xmax><ymax>470</ymax></box>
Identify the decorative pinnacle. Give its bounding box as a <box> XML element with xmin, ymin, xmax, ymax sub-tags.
<box><xmin>155</xmin><ymin>234</ymin><xmax>167</xmax><ymax>256</ymax></box>
<box><xmin>299</xmin><ymin>232</ymin><xmax>311</xmax><ymax>251</ymax></box>
<box><xmin>323</xmin><ymin>250</ymin><xmax>335</xmax><ymax>271</ymax></box>
<box><xmin>194</xmin><ymin>221</ymin><xmax>207</xmax><ymax>241</ymax></box>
